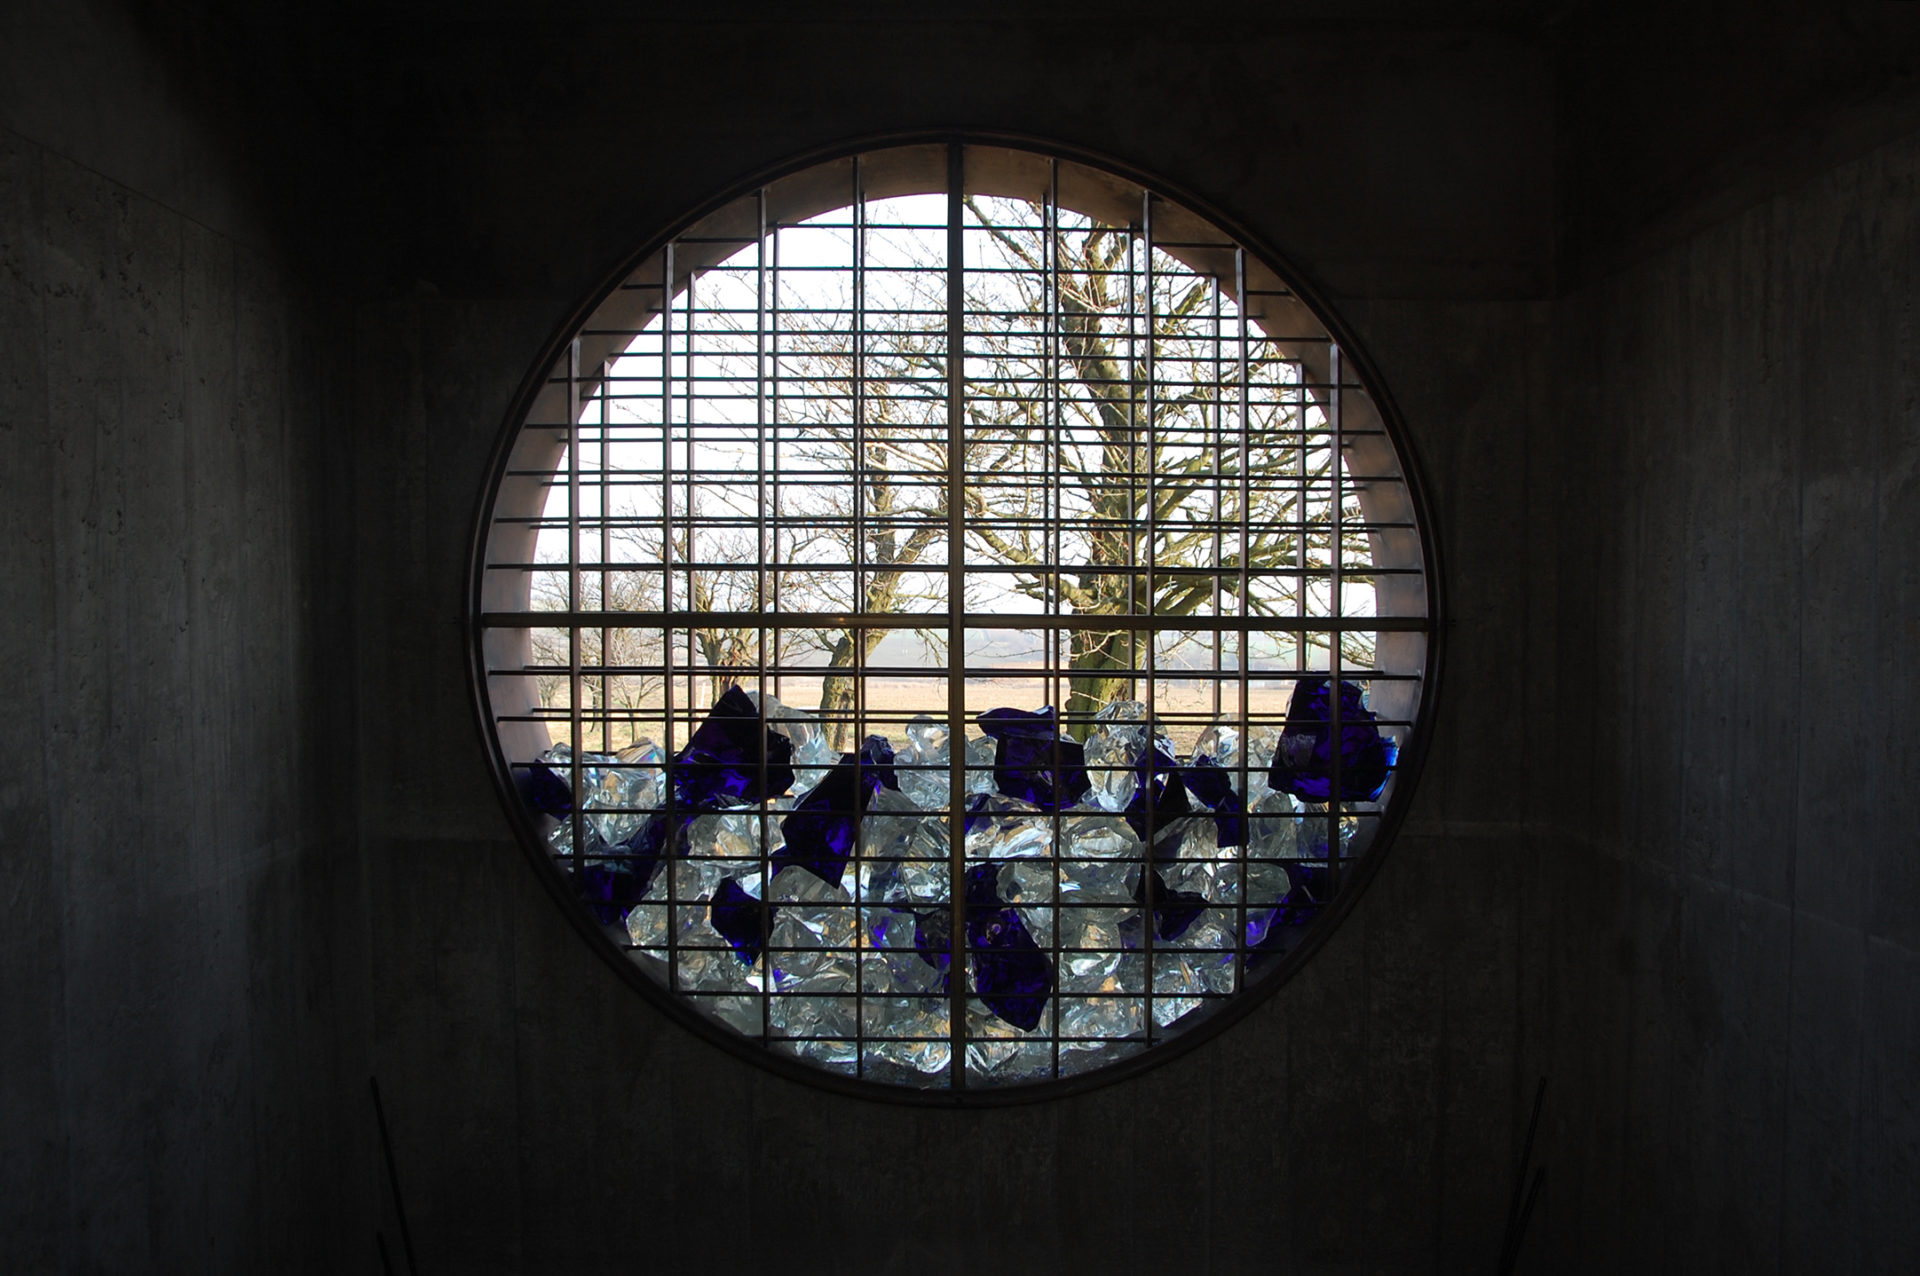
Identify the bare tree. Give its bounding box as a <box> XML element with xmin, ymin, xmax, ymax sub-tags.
<box><xmin>960</xmin><ymin>196</ymin><xmax>1372</xmax><ymax>725</ymax></box>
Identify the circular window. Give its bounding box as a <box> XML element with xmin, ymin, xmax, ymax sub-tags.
<box><xmin>472</xmin><ymin>139</ymin><xmax>1436</xmax><ymax>1100</ymax></box>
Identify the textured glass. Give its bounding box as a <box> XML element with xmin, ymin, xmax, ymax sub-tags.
<box><xmin>674</xmin><ymin>685</ymin><xmax>797</xmax><ymax>809</ymax></box>
<box><xmin>1266</xmin><ymin>677</ymin><xmax>1397</xmax><ymax>803</ymax></box>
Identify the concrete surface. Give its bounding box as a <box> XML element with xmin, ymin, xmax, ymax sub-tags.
<box><xmin>1</xmin><ymin>1</ymin><xmax>1915</xmax><ymax>1272</ymax></box>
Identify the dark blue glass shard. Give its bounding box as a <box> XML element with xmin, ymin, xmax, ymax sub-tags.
<box><xmin>1181</xmin><ymin>755</ymin><xmax>1247</xmax><ymax>848</ymax></box>
<box><xmin>566</xmin><ymin>815</ymin><xmax>683</xmax><ymax>925</ymax></box>
<box><xmin>1247</xmin><ymin>862</ymin><xmax>1329</xmax><ymax>968</ymax></box>
<box><xmin>612</xmin><ymin>812</ymin><xmax>682</xmax><ymax>899</ymax></box>
<box><xmin>963</xmin><ymin>862</ymin><xmax>1004</xmax><ymax>908</ymax></box>
<box><xmin>962</xmin><ymin>862</ymin><xmax>1051</xmax><ymax>1030</ymax></box>
<box><xmin>1124</xmin><ymin>736</ymin><xmax>1192</xmax><ymax>848</ymax></box>
<box><xmin>709</xmin><ymin>877</ymin><xmax>775</xmax><ymax>967</ymax></box>
<box><xmin>1267</xmin><ymin>677</ymin><xmax>1395</xmax><ymax>803</ymax></box>
<box><xmin>911</xmin><ymin>907</ymin><xmax>953</xmax><ymax>982</ymax></box>
<box><xmin>776</xmin><ymin>745</ymin><xmax>898</xmax><ymax>889</ymax></box>
<box><xmin>968</xmin><ymin>914</ymin><xmax>1052</xmax><ymax>1031</ymax></box>
<box><xmin>1132</xmin><ymin>866</ymin><xmax>1208</xmax><ymax>941</ymax></box>
<box><xmin>857</xmin><ymin>734</ymin><xmax>900</xmax><ymax>792</ymax></box>
<box><xmin>672</xmin><ymin>684</ymin><xmax>797</xmax><ymax>809</ymax></box>
<box><xmin>578</xmin><ymin>860</ymin><xmax>641</xmax><ymax>926</ymax></box>
<box><xmin>1244</xmin><ymin>905</ymin><xmax>1281</xmax><ymax>950</ymax></box>
<box><xmin>518</xmin><ymin>762</ymin><xmax>574</xmax><ymax>819</ymax></box>
<box><xmin>977</xmin><ymin>706</ymin><xmax>1091</xmax><ymax>809</ymax></box>
<box><xmin>1282</xmin><ymin>861</ymin><xmax>1331</xmax><ymax>922</ymax></box>
<box><xmin>962</xmin><ymin>791</ymin><xmax>992</xmax><ymax>834</ymax></box>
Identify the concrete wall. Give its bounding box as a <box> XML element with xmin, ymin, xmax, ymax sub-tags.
<box><xmin>1536</xmin><ymin>117</ymin><xmax>1920</xmax><ymax>1273</ymax></box>
<box><xmin>338</xmin><ymin>9</ymin><xmax>1565</xmax><ymax>1273</ymax></box>
<box><xmin>0</xmin><ymin>3</ymin><xmax>368</xmax><ymax>1271</ymax></box>
<box><xmin>3</xmin><ymin>1</ymin><xmax>1917</xmax><ymax>1272</ymax></box>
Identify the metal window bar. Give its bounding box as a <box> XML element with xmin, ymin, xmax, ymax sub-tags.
<box><xmin>945</xmin><ymin>142</ymin><xmax>967</xmax><ymax>1090</ymax></box>
<box><xmin>491</xmin><ymin>155</ymin><xmax>1425</xmax><ymax>1089</ymax></box>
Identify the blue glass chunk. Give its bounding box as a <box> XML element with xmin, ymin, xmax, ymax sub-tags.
<box><xmin>565</xmin><ymin>815</ymin><xmax>683</xmax><ymax>924</ymax></box>
<box><xmin>1124</xmin><ymin>736</ymin><xmax>1191</xmax><ymax>847</ymax></box>
<box><xmin>977</xmin><ymin>706</ymin><xmax>1091</xmax><ymax>810</ymax></box>
<box><xmin>517</xmin><ymin>761</ymin><xmax>574</xmax><ymax>818</ymax></box>
<box><xmin>1181</xmin><ymin>755</ymin><xmax>1246</xmax><ymax>847</ymax></box>
<box><xmin>776</xmin><ymin>744</ymin><xmax>898</xmax><ymax>889</ymax></box>
<box><xmin>612</xmin><ymin>812</ymin><xmax>682</xmax><ymax>898</ymax></box>
<box><xmin>911</xmin><ymin>907</ymin><xmax>953</xmax><ymax>981</ymax></box>
<box><xmin>673</xmin><ymin>684</ymin><xmax>797</xmax><ymax>809</ymax></box>
<box><xmin>962</xmin><ymin>791</ymin><xmax>992</xmax><ymax>834</ymax></box>
<box><xmin>857</xmin><ymin>734</ymin><xmax>901</xmax><ymax>792</ymax></box>
<box><xmin>1266</xmin><ymin>677</ymin><xmax>1396</xmax><ymax>803</ymax></box>
<box><xmin>1246</xmin><ymin>862</ymin><xmax>1329</xmax><ymax>967</ymax></box>
<box><xmin>1132</xmin><ymin>866</ymin><xmax>1208</xmax><ymax>941</ymax></box>
<box><xmin>963</xmin><ymin>863</ymin><xmax>1052</xmax><ymax>1031</ymax></box>
<box><xmin>578</xmin><ymin>859</ymin><xmax>643</xmax><ymax>926</ymax></box>
<box><xmin>709</xmin><ymin>877</ymin><xmax>775</xmax><ymax>967</ymax></box>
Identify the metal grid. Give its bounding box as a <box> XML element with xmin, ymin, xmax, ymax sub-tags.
<box><xmin>477</xmin><ymin>142</ymin><xmax>1431</xmax><ymax>1094</ymax></box>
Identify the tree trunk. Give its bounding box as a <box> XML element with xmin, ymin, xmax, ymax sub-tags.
<box><xmin>1064</xmin><ymin>628</ymin><xmax>1134</xmax><ymax>737</ymax></box>
<box><xmin>817</xmin><ymin>628</ymin><xmax>889</xmax><ymax>750</ymax></box>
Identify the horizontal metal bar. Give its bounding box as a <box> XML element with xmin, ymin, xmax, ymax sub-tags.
<box><xmin>482</xmin><ymin>609</ymin><xmax>1431</xmax><ymax>632</ymax></box>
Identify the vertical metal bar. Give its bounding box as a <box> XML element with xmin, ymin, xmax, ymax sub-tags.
<box><xmin>1234</xmin><ymin>246</ymin><xmax>1252</xmax><ymax>992</ymax></box>
<box><xmin>567</xmin><ymin>338</ymin><xmax>587</xmax><ymax>889</ymax></box>
<box><xmin>684</xmin><ymin>267</ymin><xmax>698</xmax><ymax>726</ymax></box>
<box><xmin>661</xmin><ymin>242</ymin><xmax>679</xmax><ymax>995</ymax></box>
<box><xmin>756</xmin><ymin>189</ymin><xmax>774</xmax><ymax>1046</ymax></box>
<box><xmin>1210</xmin><ymin>281</ymin><xmax>1223</xmax><ymax>724</ymax></box>
<box><xmin>368</xmin><ymin>1078</ymin><xmax>418</xmax><ymax>1276</ymax></box>
<box><xmin>851</xmin><ymin>155</ymin><xmax>867</xmax><ymax>1073</ymax></box>
<box><xmin>945</xmin><ymin>141</ymin><xmax>968</xmax><ymax>1090</ymax></box>
<box><xmin>770</xmin><ymin>213</ymin><xmax>784</xmax><ymax>704</ymax></box>
<box><xmin>600</xmin><ymin>361</ymin><xmax>613</xmax><ymax>754</ymax></box>
<box><xmin>1138</xmin><ymin>189</ymin><xmax>1157</xmax><ymax>1036</ymax></box>
<box><xmin>1046</xmin><ymin>161</ymin><xmax>1062</xmax><ymax>1078</ymax></box>
<box><xmin>1325</xmin><ymin>341</ymin><xmax>1344</xmax><ymax>896</ymax></box>
<box><xmin>1124</xmin><ymin>210</ymin><xmax>1139</xmax><ymax>697</ymax></box>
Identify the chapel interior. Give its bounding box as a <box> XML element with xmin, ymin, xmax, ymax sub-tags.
<box><xmin>3</xmin><ymin>2</ymin><xmax>1917</xmax><ymax>1271</ymax></box>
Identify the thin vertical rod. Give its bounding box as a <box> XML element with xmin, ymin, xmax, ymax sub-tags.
<box><xmin>661</xmin><ymin>241</ymin><xmax>678</xmax><ymax>993</ymax></box>
<box><xmin>1046</xmin><ymin>160</ymin><xmax>1062</xmax><ymax>1076</ymax></box>
<box><xmin>1234</xmin><ymin>245</ymin><xmax>1252</xmax><ymax>990</ymax></box>
<box><xmin>770</xmin><ymin>213</ymin><xmax>784</xmax><ymax>701</ymax></box>
<box><xmin>567</xmin><ymin>338</ymin><xmax>585</xmax><ymax>879</ymax></box>
<box><xmin>600</xmin><ymin>360</ymin><xmax>613</xmax><ymax>753</ymax></box>
<box><xmin>368</xmin><ymin>1078</ymin><xmax>418</xmax><ymax>1276</ymax></box>
<box><xmin>683</xmin><ymin>268</ymin><xmax>697</xmax><ymax>723</ymax></box>
<box><xmin>1210</xmin><ymin>280</ymin><xmax>1223</xmax><ymax>723</ymax></box>
<box><xmin>945</xmin><ymin>141</ymin><xmax>968</xmax><ymax>1090</ymax></box>
<box><xmin>851</xmin><ymin>155</ymin><xmax>867</xmax><ymax>1070</ymax></box>
<box><xmin>756</xmin><ymin>188</ymin><xmax>775</xmax><ymax>1045</ymax></box>
<box><xmin>1325</xmin><ymin>341</ymin><xmax>1344</xmax><ymax>895</ymax></box>
<box><xmin>1139</xmin><ymin>189</ymin><xmax>1158</xmax><ymax>1037</ymax></box>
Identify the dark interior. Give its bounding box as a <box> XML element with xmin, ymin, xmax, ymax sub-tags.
<box><xmin>4</xmin><ymin>2</ymin><xmax>1917</xmax><ymax>1270</ymax></box>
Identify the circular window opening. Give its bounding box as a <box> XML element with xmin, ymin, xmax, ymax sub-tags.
<box><xmin>473</xmin><ymin>140</ymin><xmax>1436</xmax><ymax>1099</ymax></box>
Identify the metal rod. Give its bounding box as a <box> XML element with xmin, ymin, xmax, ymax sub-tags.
<box><xmin>600</xmin><ymin>360</ymin><xmax>613</xmax><ymax>753</ymax></box>
<box><xmin>567</xmin><ymin>339</ymin><xmax>585</xmax><ymax>883</ymax></box>
<box><xmin>757</xmin><ymin>186</ymin><xmax>775</xmax><ymax>1046</ymax></box>
<box><xmin>487</xmin><ymin>610</ymin><xmax>1430</xmax><ymax>633</ymax></box>
<box><xmin>1326</xmin><ymin>341</ymin><xmax>1344</xmax><ymax>896</ymax></box>
<box><xmin>661</xmin><ymin>239</ymin><xmax>678</xmax><ymax>994</ymax></box>
<box><xmin>945</xmin><ymin>140</ymin><xmax>968</xmax><ymax>1090</ymax></box>
<box><xmin>1234</xmin><ymin>244</ymin><xmax>1252</xmax><ymax>995</ymax></box>
<box><xmin>369</xmin><ymin>1077</ymin><xmax>418</xmax><ymax>1276</ymax></box>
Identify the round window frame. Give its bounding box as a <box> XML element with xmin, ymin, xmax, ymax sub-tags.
<box><xmin>466</xmin><ymin>131</ymin><xmax>1446</xmax><ymax>1105</ymax></box>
